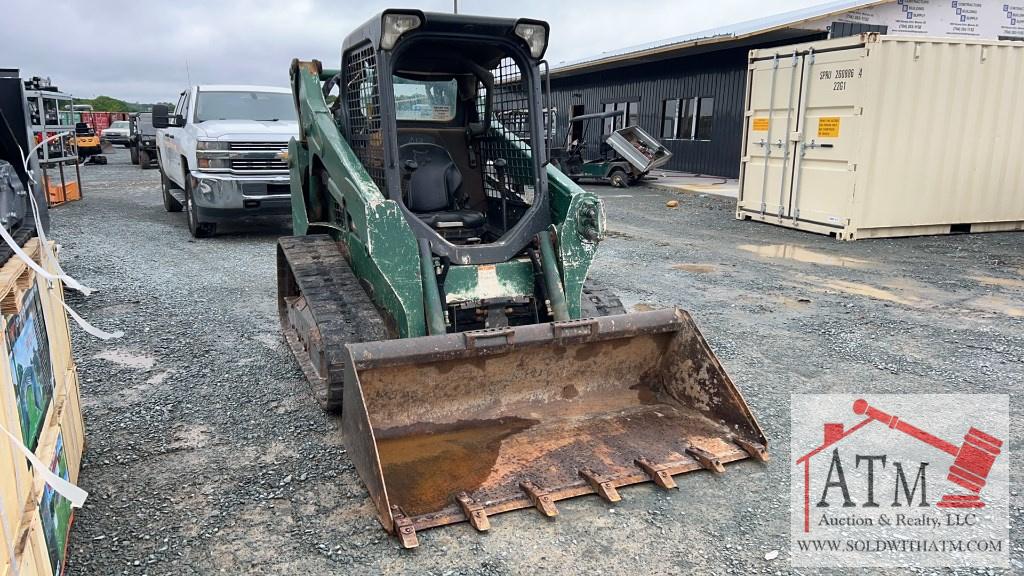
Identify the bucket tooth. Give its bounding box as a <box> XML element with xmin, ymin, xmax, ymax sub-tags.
<box><xmin>635</xmin><ymin>457</ymin><xmax>677</xmax><ymax>489</ymax></box>
<box><xmin>520</xmin><ymin>481</ymin><xmax>559</xmax><ymax>517</ymax></box>
<box><xmin>686</xmin><ymin>446</ymin><xmax>726</xmax><ymax>474</ymax></box>
<box><xmin>579</xmin><ymin>468</ymin><xmax>621</xmax><ymax>503</ymax></box>
<box><xmin>391</xmin><ymin>506</ymin><xmax>419</xmax><ymax>549</ymax></box>
<box><xmin>732</xmin><ymin>437</ymin><xmax>770</xmax><ymax>462</ymax></box>
<box><xmin>454</xmin><ymin>492</ymin><xmax>491</xmax><ymax>532</ymax></box>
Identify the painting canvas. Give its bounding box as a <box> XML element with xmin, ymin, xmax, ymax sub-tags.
<box><xmin>39</xmin><ymin>432</ymin><xmax>73</xmax><ymax>575</ymax></box>
<box><xmin>6</xmin><ymin>283</ymin><xmax>55</xmax><ymax>451</ymax></box>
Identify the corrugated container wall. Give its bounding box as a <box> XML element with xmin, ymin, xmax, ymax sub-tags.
<box><xmin>737</xmin><ymin>34</ymin><xmax>1024</xmax><ymax>240</ymax></box>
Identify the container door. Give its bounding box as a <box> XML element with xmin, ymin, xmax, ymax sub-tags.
<box><xmin>788</xmin><ymin>47</ymin><xmax>864</xmax><ymax>227</ymax></box>
<box><xmin>739</xmin><ymin>51</ymin><xmax>802</xmax><ymax>217</ymax></box>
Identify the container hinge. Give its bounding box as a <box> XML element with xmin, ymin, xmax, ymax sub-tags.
<box><xmin>454</xmin><ymin>492</ymin><xmax>490</xmax><ymax>531</ymax></box>
<box><xmin>579</xmin><ymin>468</ymin><xmax>622</xmax><ymax>503</ymax></box>
<box><xmin>391</xmin><ymin>506</ymin><xmax>419</xmax><ymax>549</ymax></box>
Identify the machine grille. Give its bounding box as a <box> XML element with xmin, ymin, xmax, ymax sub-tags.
<box><xmin>344</xmin><ymin>43</ymin><xmax>386</xmax><ymax>194</ymax></box>
<box><xmin>478</xmin><ymin>57</ymin><xmax>537</xmax><ymax>207</ymax></box>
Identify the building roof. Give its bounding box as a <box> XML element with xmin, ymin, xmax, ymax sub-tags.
<box><xmin>551</xmin><ymin>0</ymin><xmax>890</xmax><ymax>77</ymax></box>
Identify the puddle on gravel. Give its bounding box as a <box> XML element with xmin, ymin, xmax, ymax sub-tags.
<box><xmin>819</xmin><ymin>279</ymin><xmax>927</xmax><ymax>307</ymax></box>
<box><xmin>672</xmin><ymin>264</ymin><xmax>716</xmax><ymax>274</ymax></box>
<box><xmin>971</xmin><ymin>275</ymin><xmax>1024</xmax><ymax>290</ymax></box>
<box><xmin>146</xmin><ymin>371</ymin><xmax>171</xmax><ymax>385</ymax></box>
<box><xmin>94</xmin><ymin>348</ymin><xmax>156</xmax><ymax>370</ymax></box>
<box><xmin>739</xmin><ymin>244</ymin><xmax>872</xmax><ymax>268</ymax></box>
<box><xmin>970</xmin><ymin>295</ymin><xmax>1024</xmax><ymax>318</ymax></box>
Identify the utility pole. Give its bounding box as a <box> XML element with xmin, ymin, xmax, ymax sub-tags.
<box><xmin>454</xmin><ymin>0</ymin><xmax>458</xmax><ymax>14</ymax></box>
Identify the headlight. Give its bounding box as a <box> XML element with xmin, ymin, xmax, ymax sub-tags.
<box><xmin>197</xmin><ymin>158</ymin><xmax>230</xmax><ymax>170</ymax></box>
<box><xmin>196</xmin><ymin>140</ymin><xmax>229</xmax><ymax>151</ymax></box>
<box><xmin>514</xmin><ymin>21</ymin><xmax>549</xmax><ymax>59</ymax></box>
<box><xmin>381</xmin><ymin>12</ymin><xmax>421</xmax><ymax>50</ymax></box>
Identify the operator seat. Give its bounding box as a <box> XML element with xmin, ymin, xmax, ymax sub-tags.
<box><xmin>399</xmin><ymin>143</ymin><xmax>485</xmax><ymax>229</ymax></box>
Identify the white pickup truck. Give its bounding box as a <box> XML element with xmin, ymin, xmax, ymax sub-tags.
<box><xmin>152</xmin><ymin>85</ymin><xmax>298</xmax><ymax>238</ymax></box>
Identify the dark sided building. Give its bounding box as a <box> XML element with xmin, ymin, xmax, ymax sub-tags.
<box><xmin>546</xmin><ymin>0</ymin><xmax>892</xmax><ymax>178</ymax></box>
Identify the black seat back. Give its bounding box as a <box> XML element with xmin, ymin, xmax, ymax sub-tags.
<box><xmin>399</xmin><ymin>143</ymin><xmax>463</xmax><ymax>213</ymax></box>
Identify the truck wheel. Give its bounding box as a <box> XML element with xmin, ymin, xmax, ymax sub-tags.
<box><xmin>139</xmin><ymin>149</ymin><xmax>152</xmax><ymax>169</ymax></box>
<box><xmin>185</xmin><ymin>177</ymin><xmax>216</xmax><ymax>238</ymax></box>
<box><xmin>130</xmin><ymin>146</ymin><xmax>139</xmax><ymax>165</ymax></box>
<box><xmin>160</xmin><ymin>169</ymin><xmax>183</xmax><ymax>212</ymax></box>
<box><xmin>580</xmin><ymin>280</ymin><xmax>626</xmax><ymax>317</ymax></box>
<box><xmin>609</xmin><ymin>170</ymin><xmax>628</xmax><ymax>188</ymax></box>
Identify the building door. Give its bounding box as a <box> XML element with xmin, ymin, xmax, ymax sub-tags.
<box><xmin>570</xmin><ymin>104</ymin><xmax>584</xmax><ymax>143</ymax></box>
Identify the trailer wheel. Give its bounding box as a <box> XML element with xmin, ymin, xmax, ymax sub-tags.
<box><xmin>130</xmin><ymin>146</ymin><xmax>139</xmax><ymax>165</ymax></box>
<box><xmin>609</xmin><ymin>170</ymin><xmax>628</xmax><ymax>188</ymax></box>
<box><xmin>160</xmin><ymin>169</ymin><xmax>183</xmax><ymax>213</ymax></box>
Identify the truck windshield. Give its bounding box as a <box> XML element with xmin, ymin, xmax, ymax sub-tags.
<box><xmin>194</xmin><ymin>91</ymin><xmax>296</xmax><ymax>122</ymax></box>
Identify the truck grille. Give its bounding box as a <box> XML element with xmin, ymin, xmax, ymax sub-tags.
<box><xmin>230</xmin><ymin>159</ymin><xmax>288</xmax><ymax>172</ymax></box>
<box><xmin>228</xmin><ymin>141</ymin><xmax>288</xmax><ymax>151</ymax></box>
<box><xmin>227</xmin><ymin>141</ymin><xmax>289</xmax><ymax>173</ymax></box>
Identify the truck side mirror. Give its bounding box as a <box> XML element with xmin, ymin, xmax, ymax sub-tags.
<box><xmin>152</xmin><ymin>104</ymin><xmax>170</xmax><ymax>129</ymax></box>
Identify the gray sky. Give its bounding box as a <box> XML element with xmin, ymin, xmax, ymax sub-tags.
<box><xmin>2</xmin><ymin>0</ymin><xmax>822</xmax><ymax>103</ymax></box>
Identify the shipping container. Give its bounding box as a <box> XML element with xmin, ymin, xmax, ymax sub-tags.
<box><xmin>77</xmin><ymin>111</ymin><xmax>129</xmax><ymax>133</ymax></box>
<box><xmin>737</xmin><ymin>34</ymin><xmax>1024</xmax><ymax>240</ymax></box>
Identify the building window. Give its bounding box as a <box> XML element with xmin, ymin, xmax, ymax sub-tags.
<box><xmin>625</xmin><ymin>101</ymin><xmax>639</xmax><ymax>128</ymax></box>
<box><xmin>661</xmin><ymin>99</ymin><xmax>679</xmax><ymax>139</ymax></box>
<box><xmin>603</xmin><ymin>100</ymin><xmax>639</xmax><ymax>134</ymax></box>
<box><xmin>696</xmin><ymin>97</ymin><xmax>714</xmax><ymax>140</ymax></box>
<box><xmin>662</xmin><ymin>97</ymin><xmax>714</xmax><ymax>141</ymax></box>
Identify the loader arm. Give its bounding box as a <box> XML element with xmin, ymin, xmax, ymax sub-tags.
<box><xmin>290</xmin><ymin>60</ymin><xmax>426</xmax><ymax>337</ymax></box>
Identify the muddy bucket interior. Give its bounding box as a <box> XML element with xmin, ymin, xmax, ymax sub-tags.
<box><xmin>341</xmin><ymin>309</ymin><xmax>767</xmax><ymax>546</ymax></box>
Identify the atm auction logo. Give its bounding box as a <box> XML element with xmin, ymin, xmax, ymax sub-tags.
<box><xmin>790</xmin><ymin>394</ymin><xmax>1009</xmax><ymax>568</ymax></box>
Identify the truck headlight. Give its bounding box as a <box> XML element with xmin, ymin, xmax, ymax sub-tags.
<box><xmin>514</xmin><ymin>21</ymin><xmax>549</xmax><ymax>59</ymax></box>
<box><xmin>196</xmin><ymin>140</ymin><xmax>229</xmax><ymax>150</ymax></box>
<box><xmin>381</xmin><ymin>12</ymin><xmax>421</xmax><ymax>50</ymax></box>
<box><xmin>197</xmin><ymin>158</ymin><xmax>230</xmax><ymax>170</ymax></box>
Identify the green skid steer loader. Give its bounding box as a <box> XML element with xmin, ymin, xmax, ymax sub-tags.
<box><xmin>278</xmin><ymin>9</ymin><xmax>767</xmax><ymax>548</ymax></box>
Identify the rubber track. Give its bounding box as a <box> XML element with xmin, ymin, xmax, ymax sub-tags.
<box><xmin>278</xmin><ymin>235</ymin><xmax>388</xmax><ymax>410</ymax></box>
<box><xmin>581</xmin><ymin>280</ymin><xmax>627</xmax><ymax>317</ymax></box>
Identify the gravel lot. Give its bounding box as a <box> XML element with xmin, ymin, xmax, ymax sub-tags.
<box><xmin>56</xmin><ymin>149</ymin><xmax>1021</xmax><ymax>575</ymax></box>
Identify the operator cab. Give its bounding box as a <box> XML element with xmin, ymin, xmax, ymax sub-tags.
<box><xmin>339</xmin><ymin>11</ymin><xmax>551</xmax><ymax>263</ymax></box>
